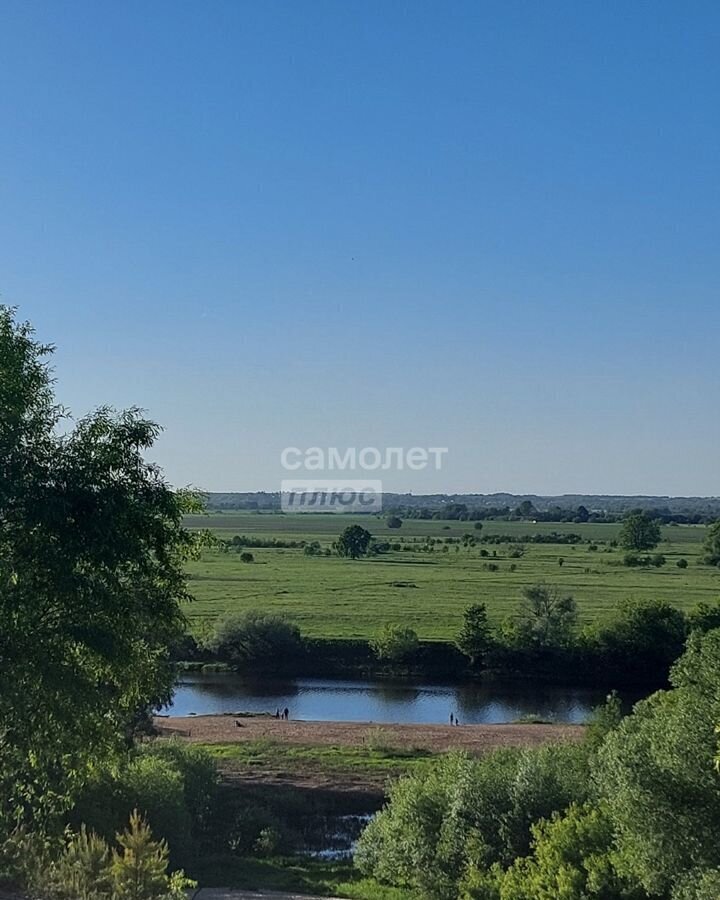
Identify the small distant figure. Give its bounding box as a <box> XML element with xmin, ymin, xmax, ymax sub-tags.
<box><xmin>449</xmin><ymin>712</ymin><xmax>454</xmax><ymax>725</ymax></box>
<box><xmin>455</xmin><ymin>719</ymin><xmax>460</xmax><ymax>726</ymax></box>
<box><xmin>283</xmin><ymin>707</ymin><xmax>289</xmax><ymax>720</ymax></box>
<box><xmin>275</xmin><ymin>708</ymin><xmax>280</xmax><ymax>719</ymax></box>
<box><xmin>234</xmin><ymin>719</ymin><xmax>243</xmax><ymax>728</ymax></box>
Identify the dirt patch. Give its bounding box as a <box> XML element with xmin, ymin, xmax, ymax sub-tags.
<box><xmin>155</xmin><ymin>715</ymin><xmax>584</xmax><ymax>754</ymax></box>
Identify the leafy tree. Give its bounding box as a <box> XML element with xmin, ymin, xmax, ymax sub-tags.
<box><xmin>619</xmin><ymin>511</ymin><xmax>662</xmax><ymax>551</ymax></box>
<box><xmin>672</xmin><ymin>868</ymin><xmax>720</xmax><ymax>900</ymax></box>
<box><xmin>456</xmin><ymin>604</ymin><xmax>495</xmax><ymax>667</ymax></box>
<box><xmin>688</xmin><ymin>600</ymin><xmax>720</xmax><ymax>634</ymax></box>
<box><xmin>482</xmin><ymin>803</ymin><xmax>644</xmax><ymax>900</ymax></box>
<box><xmin>702</xmin><ymin>519</ymin><xmax>720</xmax><ymax>566</ymax></box>
<box><xmin>357</xmin><ymin>744</ymin><xmax>590</xmax><ymax>898</ymax></box>
<box><xmin>370</xmin><ymin>624</ymin><xmax>419</xmax><ymax>663</ymax></box>
<box><xmin>0</xmin><ymin>308</ymin><xmax>200</xmax><ymax>832</ymax></box>
<box><xmin>386</xmin><ymin>515</ymin><xmax>403</xmax><ymax>529</ymax></box>
<box><xmin>596</xmin><ymin>629</ymin><xmax>720</xmax><ymax>896</ymax></box>
<box><xmin>516</xmin><ymin>500</ymin><xmax>536</xmax><ymax>519</ymax></box>
<box><xmin>575</xmin><ymin>505</ymin><xmax>590</xmax><ymax>523</ymax></box>
<box><xmin>71</xmin><ymin>741</ymin><xmax>218</xmax><ymax>869</ymax></box>
<box><xmin>204</xmin><ymin>610</ymin><xmax>303</xmax><ymax>670</ymax></box>
<box><xmin>334</xmin><ymin>524</ymin><xmax>373</xmax><ymax>559</ymax></box>
<box><xmin>239</xmin><ymin>551</ymin><xmax>254</xmax><ymax>563</ymax></box>
<box><xmin>474</xmin><ymin>521</ymin><xmax>484</xmax><ymax>532</ymax></box>
<box><xmin>583</xmin><ymin>598</ymin><xmax>687</xmax><ymax>683</ymax></box>
<box><xmin>509</xmin><ymin>584</ymin><xmax>578</xmax><ymax>649</ymax></box>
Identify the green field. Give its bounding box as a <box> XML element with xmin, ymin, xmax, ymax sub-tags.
<box><xmin>183</xmin><ymin>514</ymin><xmax>719</xmax><ymax>640</ymax></box>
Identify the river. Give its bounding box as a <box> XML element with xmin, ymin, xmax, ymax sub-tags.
<box><xmin>164</xmin><ymin>672</ymin><xmax>638</xmax><ymax>724</ymax></box>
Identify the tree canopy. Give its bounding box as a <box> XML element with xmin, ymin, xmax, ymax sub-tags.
<box><xmin>0</xmin><ymin>307</ymin><xmax>200</xmax><ymax>830</ymax></box>
<box><xmin>619</xmin><ymin>510</ymin><xmax>662</xmax><ymax>551</ymax></box>
<box><xmin>334</xmin><ymin>524</ymin><xmax>373</xmax><ymax>559</ymax></box>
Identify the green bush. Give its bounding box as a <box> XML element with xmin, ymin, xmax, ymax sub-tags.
<box><xmin>204</xmin><ymin>610</ymin><xmax>304</xmax><ymax>670</ymax></box>
<box><xmin>595</xmin><ymin>630</ymin><xmax>720</xmax><ymax>896</ymax></box>
<box><xmin>370</xmin><ymin>624</ymin><xmax>419</xmax><ymax>663</ymax></box>
<box><xmin>71</xmin><ymin>741</ymin><xmax>218</xmax><ymax>869</ymax></box>
<box><xmin>356</xmin><ymin>743</ymin><xmax>590</xmax><ymax>897</ymax></box>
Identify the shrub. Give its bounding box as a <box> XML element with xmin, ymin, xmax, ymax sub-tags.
<box><xmin>583</xmin><ymin>598</ymin><xmax>687</xmax><ymax>684</ymax></box>
<box><xmin>204</xmin><ymin>610</ymin><xmax>304</xmax><ymax>671</ymax></box>
<box><xmin>239</xmin><ymin>551</ymin><xmax>254</xmax><ymax>563</ymax></box>
<box><xmin>677</xmin><ymin>558</ymin><xmax>689</xmax><ymax>569</ymax></box>
<box><xmin>356</xmin><ymin>744</ymin><xmax>590</xmax><ymax>897</ymax></box>
<box><xmin>478</xmin><ymin>803</ymin><xmax>637</xmax><ymax>900</ymax></box>
<box><xmin>370</xmin><ymin>624</ymin><xmax>419</xmax><ymax>663</ymax></box>
<box><xmin>70</xmin><ymin>754</ymin><xmax>192</xmax><ymax>867</ymax></box>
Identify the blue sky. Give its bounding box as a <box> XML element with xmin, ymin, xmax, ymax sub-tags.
<box><xmin>1</xmin><ymin>1</ymin><xmax>718</xmax><ymax>495</ymax></box>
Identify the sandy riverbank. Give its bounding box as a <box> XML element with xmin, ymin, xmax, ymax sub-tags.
<box><xmin>154</xmin><ymin>715</ymin><xmax>584</xmax><ymax>753</ymax></box>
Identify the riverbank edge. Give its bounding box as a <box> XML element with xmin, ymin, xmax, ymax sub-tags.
<box><xmin>175</xmin><ymin>634</ymin><xmax>671</xmax><ymax>689</ymax></box>
<box><xmin>154</xmin><ymin>715</ymin><xmax>586</xmax><ymax>753</ymax></box>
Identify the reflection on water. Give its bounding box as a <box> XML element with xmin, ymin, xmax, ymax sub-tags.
<box><xmin>163</xmin><ymin>673</ymin><xmax>641</xmax><ymax>724</ymax></box>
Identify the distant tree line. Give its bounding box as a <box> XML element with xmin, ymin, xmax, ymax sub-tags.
<box><xmin>204</xmin><ymin>491</ymin><xmax>720</xmax><ymax>523</ymax></box>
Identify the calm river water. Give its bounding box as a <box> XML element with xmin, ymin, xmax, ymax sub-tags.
<box><xmin>164</xmin><ymin>673</ymin><xmax>637</xmax><ymax>724</ymax></box>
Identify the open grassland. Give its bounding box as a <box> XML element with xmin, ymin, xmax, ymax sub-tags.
<box><xmin>183</xmin><ymin>514</ymin><xmax>719</xmax><ymax>640</ymax></box>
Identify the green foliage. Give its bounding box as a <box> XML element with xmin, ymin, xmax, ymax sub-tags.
<box><xmin>582</xmin><ymin>598</ymin><xmax>687</xmax><ymax>681</ymax></box>
<box><xmin>584</xmin><ymin>691</ymin><xmax>624</xmax><ymax>753</ymax></box>
<box><xmin>688</xmin><ymin>600</ymin><xmax>720</xmax><ymax>633</ymax></box>
<box><xmin>386</xmin><ymin>516</ymin><xmax>403</xmax><ymax>529</ymax></box>
<box><xmin>48</xmin><ymin>825</ymin><xmax>112</xmax><ymax>900</ymax></box>
<box><xmin>370</xmin><ymin>624</ymin><xmax>419</xmax><ymax>662</ymax></box>
<box><xmin>204</xmin><ymin>609</ymin><xmax>304</xmax><ymax>670</ymax></box>
<box><xmin>111</xmin><ymin>811</ymin><xmax>192</xmax><ymax>900</ymax></box>
<box><xmin>142</xmin><ymin>739</ymin><xmax>218</xmax><ymax>832</ymax></box>
<box><xmin>619</xmin><ymin>511</ymin><xmax>662</xmax><ymax>551</ymax></box>
<box><xmin>701</xmin><ymin>519</ymin><xmax>720</xmax><ymax>565</ymax></box>
<box><xmin>505</xmin><ymin>584</ymin><xmax>578</xmax><ymax>649</ymax></box>
<box><xmin>595</xmin><ymin>629</ymin><xmax>720</xmax><ymax>896</ymax></box>
<box><xmin>0</xmin><ymin>307</ymin><xmax>200</xmax><ymax>831</ymax></box>
<box><xmin>475</xmin><ymin>803</ymin><xmax>643</xmax><ymax>900</ymax></box>
<box><xmin>70</xmin><ymin>740</ymin><xmax>218</xmax><ymax>869</ymax></box>
<box><xmin>239</xmin><ymin>551</ymin><xmax>254</xmax><ymax>563</ymax></box>
<box><xmin>334</xmin><ymin>524</ymin><xmax>373</xmax><ymax>559</ymax></box>
<box><xmin>356</xmin><ymin>744</ymin><xmax>590</xmax><ymax>898</ymax></box>
<box><xmin>456</xmin><ymin>604</ymin><xmax>495</xmax><ymax>667</ymax></box>
<box><xmin>672</xmin><ymin>868</ymin><xmax>720</xmax><ymax>900</ymax></box>
<box><xmin>5</xmin><ymin>813</ymin><xmax>193</xmax><ymax>900</ymax></box>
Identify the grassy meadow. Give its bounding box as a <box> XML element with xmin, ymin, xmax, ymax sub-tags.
<box><xmin>183</xmin><ymin>513</ymin><xmax>719</xmax><ymax>641</ymax></box>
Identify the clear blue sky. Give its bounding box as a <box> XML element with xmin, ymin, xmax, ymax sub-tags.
<box><xmin>1</xmin><ymin>1</ymin><xmax>718</xmax><ymax>495</ymax></box>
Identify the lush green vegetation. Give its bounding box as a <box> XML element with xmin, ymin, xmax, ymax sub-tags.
<box><xmin>4</xmin><ymin>306</ymin><xmax>720</xmax><ymax>899</ymax></box>
<box><xmin>355</xmin><ymin>630</ymin><xmax>720</xmax><ymax>898</ymax></box>
<box><xmin>183</xmin><ymin>514</ymin><xmax>718</xmax><ymax>641</ymax></box>
<box><xmin>0</xmin><ymin>308</ymin><xmax>200</xmax><ymax>898</ymax></box>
